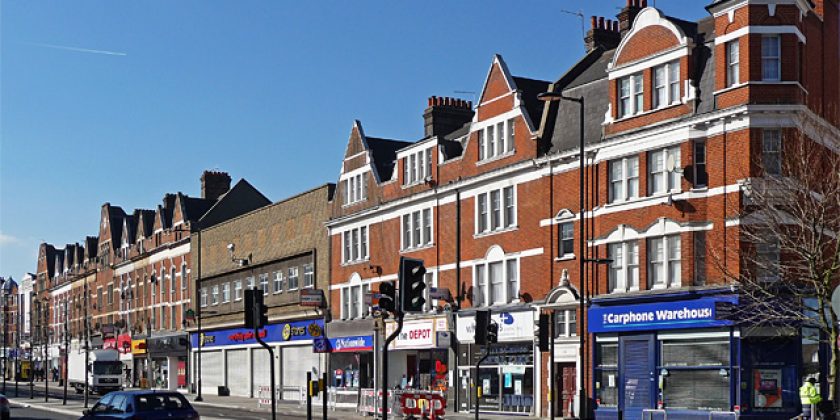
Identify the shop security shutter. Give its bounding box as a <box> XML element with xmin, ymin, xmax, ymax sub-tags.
<box><xmin>622</xmin><ymin>339</ymin><xmax>653</xmax><ymax>420</ymax></box>
<box><xmin>662</xmin><ymin>370</ymin><xmax>729</xmax><ymax>411</ymax></box>
<box><xmin>252</xmin><ymin>347</ymin><xmax>272</xmax><ymax>392</ymax></box>
<box><xmin>282</xmin><ymin>345</ymin><xmax>319</xmax><ymax>400</ymax></box>
<box><xmin>201</xmin><ymin>351</ymin><xmax>223</xmax><ymax>391</ymax></box>
<box><xmin>227</xmin><ymin>349</ymin><xmax>249</xmax><ymax>397</ymax></box>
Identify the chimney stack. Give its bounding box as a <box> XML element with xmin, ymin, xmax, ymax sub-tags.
<box><xmin>617</xmin><ymin>0</ymin><xmax>646</xmax><ymax>36</ymax></box>
<box><xmin>200</xmin><ymin>170</ymin><xmax>231</xmax><ymax>201</ymax></box>
<box><xmin>585</xmin><ymin>15</ymin><xmax>622</xmax><ymax>52</ymax></box>
<box><xmin>423</xmin><ymin>96</ymin><xmax>474</xmax><ymax>138</ymax></box>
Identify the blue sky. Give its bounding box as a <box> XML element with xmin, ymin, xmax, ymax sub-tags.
<box><xmin>0</xmin><ymin>0</ymin><xmax>707</xmax><ymax>280</ymax></box>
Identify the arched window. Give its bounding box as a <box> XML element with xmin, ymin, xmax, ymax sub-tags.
<box><xmin>473</xmin><ymin>246</ymin><xmax>519</xmax><ymax>307</ymax></box>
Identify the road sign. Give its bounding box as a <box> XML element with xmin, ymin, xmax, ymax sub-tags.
<box><xmin>312</xmin><ymin>336</ymin><xmax>331</xmax><ymax>353</ymax></box>
<box><xmin>300</xmin><ymin>289</ymin><xmax>325</xmax><ymax>308</ymax></box>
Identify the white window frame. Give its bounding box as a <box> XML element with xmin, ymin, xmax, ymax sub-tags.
<box><xmin>478</xmin><ymin>119</ymin><xmax>516</xmax><ymax>161</ymax></box>
<box><xmin>273</xmin><ymin>271</ymin><xmax>284</xmax><ymax>294</ymax></box>
<box><xmin>403</xmin><ymin>148</ymin><xmax>434</xmax><ymax>186</ymax></box>
<box><xmin>234</xmin><ymin>280</ymin><xmax>243</xmax><ymax>301</ymax></box>
<box><xmin>648</xmin><ymin>234</ymin><xmax>682</xmax><ymax>290</ymax></box>
<box><xmin>222</xmin><ymin>283</ymin><xmax>230</xmax><ymax>303</ymax></box>
<box><xmin>559</xmin><ymin>222</ymin><xmax>575</xmax><ymax>257</ymax></box>
<box><xmin>556</xmin><ymin>309</ymin><xmax>578</xmax><ymax>337</ymax></box>
<box><xmin>475</xmin><ymin>186</ymin><xmax>516</xmax><ymax>234</ymax></box>
<box><xmin>472</xmin><ymin>250</ymin><xmax>520</xmax><ymax>307</ymax></box>
<box><xmin>762</xmin><ymin>129</ymin><xmax>782</xmax><ymax>176</ymax></box>
<box><xmin>761</xmin><ymin>35</ymin><xmax>781</xmax><ymax>81</ymax></box>
<box><xmin>726</xmin><ymin>40</ymin><xmax>740</xmax><ymax>87</ymax></box>
<box><xmin>618</xmin><ymin>73</ymin><xmax>644</xmax><ymax>118</ymax></box>
<box><xmin>259</xmin><ymin>273</ymin><xmax>269</xmax><ymax>295</ymax></box>
<box><xmin>609</xmin><ymin>241</ymin><xmax>640</xmax><ymax>293</ymax></box>
<box><xmin>288</xmin><ymin>267</ymin><xmax>299</xmax><ymax>291</ymax></box>
<box><xmin>401</xmin><ymin>208</ymin><xmax>434</xmax><ymax>251</ymax></box>
<box><xmin>344</xmin><ymin>172</ymin><xmax>368</xmax><ymax>205</ymax></box>
<box><xmin>341</xmin><ymin>226</ymin><xmax>370</xmax><ymax>264</ymax></box>
<box><xmin>648</xmin><ymin>147</ymin><xmax>682</xmax><ymax>195</ymax></box>
<box><xmin>608</xmin><ymin>156</ymin><xmax>640</xmax><ymax>203</ymax></box>
<box><xmin>303</xmin><ymin>263</ymin><xmax>314</xmax><ymax>288</ymax></box>
<box><xmin>211</xmin><ymin>285</ymin><xmax>219</xmax><ymax>306</ymax></box>
<box><xmin>653</xmin><ymin>61</ymin><xmax>680</xmax><ymax>108</ymax></box>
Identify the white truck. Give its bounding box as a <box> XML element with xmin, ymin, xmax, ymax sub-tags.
<box><xmin>68</xmin><ymin>348</ymin><xmax>123</xmax><ymax>395</ymax></box>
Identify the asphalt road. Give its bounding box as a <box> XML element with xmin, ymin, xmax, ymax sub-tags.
<box><xmin>11</xmin><ymin>405</ymin><xmax>78</xmax><ymax>420</ymax></box>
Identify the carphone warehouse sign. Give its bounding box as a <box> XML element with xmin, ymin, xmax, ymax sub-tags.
<box><xmin>588</xmin><ymin>295</ymin><xmax>737</xmax><ymax>333</ymax></box>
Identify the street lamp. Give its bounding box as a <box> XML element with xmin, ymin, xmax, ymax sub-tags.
<box><xmin>538</xmin><ymin>91</ymin><xmax>591</xmax><ymax>418</ymax></box>
<box><xmin>41</xmin><ymin>297</ymin><xmax>49</xmax><ymax>403</ymax></box>
<box><xmin>172</xmin><ymin>225</ymin><xmax>203</xmax><ymax>401</ymax></box>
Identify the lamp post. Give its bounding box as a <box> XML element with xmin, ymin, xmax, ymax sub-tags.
<box><xmin>84</xmin><ymin>273</ymin><xmax>91</xmax><ymax>408</ymax></box>
<box><xmin>63</xmin><ymin>299</ymin><xmax>68</xmax><ymax>405</ymax></box>
<box><xmin>173</xmin><ymin>225</ymin><xmax>202</xmax><ymax>401</ymax></box>
<box><xmin>0</xmin><ymin>276</ymin><xmax>7</xmax><ymax>395</ymax></box>
<box><xmin>42</xmin><ymin>297</ymin><xmax>49</xmax><ymax>403</ymax></box>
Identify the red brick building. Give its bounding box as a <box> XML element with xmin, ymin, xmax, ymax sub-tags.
<box><xmin>326</xmin><ymin>0</ymin><xmax>840</xmax><ymax>418</ymax></box>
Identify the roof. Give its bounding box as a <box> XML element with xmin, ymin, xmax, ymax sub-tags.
<box><xmin>181</xmin><ymin>195</ymin><xmax>215</xmax><ymax>224</ymax></box>
<box><xmin>365</xmin><ymin>137</ymin><xmax>413</xmax><ymax>182</ymax></box>
<box><xmin>513</xmin><ymin>76</ymin><xmax>551</xmax><ymax>127</ymax></box>
<box><xmin>439</xmin><ymin>122</ymin><xmax>471</xmax><ymax>161</ymax></box>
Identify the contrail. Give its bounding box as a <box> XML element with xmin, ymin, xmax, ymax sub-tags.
<box><xmin>27</xmin><ymin>42</ymin><xmax>127</xmax><ymax>56</ymax></box>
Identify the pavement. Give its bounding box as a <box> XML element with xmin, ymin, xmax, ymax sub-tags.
<box><xmin>8</xmin><ymin>380</ymin><xmax>538</xmax><ymax>419</ymax></box>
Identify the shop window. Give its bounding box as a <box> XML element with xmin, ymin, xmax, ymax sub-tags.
<box><xmin>660</xmin><ymin>339</ymin><xmax>730</xmax><ymax>411</ymax></box>
<box><xmin>595</xmin><ymin>343</ymin><xmax>618</xmax><ymax>408</ymax></box>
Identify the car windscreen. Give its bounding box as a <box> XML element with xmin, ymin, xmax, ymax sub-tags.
<box><xmin>135</xmin><ymin>393</ymin><xmax>191</xmax><ymax>412</ymax></box>
<box><xmin>92</xmin><ymin>362</ymin><xmax>123</xmax><ymax>375</ymax></box>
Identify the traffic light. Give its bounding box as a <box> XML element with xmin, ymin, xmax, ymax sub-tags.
<box><xmin>538</xmin><ymin>313</ymin><xmax>549</xmax><ymax>352</ymax></box>
<box><xmin>379</xmin><ymin>281</ymin><xmax>397</xmax><ymax>314</ymax></box>
<box><xmin>474</xmin><ymin>310</ymin><xmax>490</xmax><ymax>345</ymax></box>
<box><xmin>244</xmin><ymin>289</ymin><xmax>268</xmax><ymax>329</ymax></box>
<box><xmin>399</xmin><ymin>257</ymin><xmax>427</xmax><ymax>313</ymax></box>
<box><xmin>487</xmin><ymin>321</ymin><xmax>499</xmax><ymax>344</ymax></box>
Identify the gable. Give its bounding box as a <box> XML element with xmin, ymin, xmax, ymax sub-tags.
<box><xmin>171</xmin><ymin>195</ymin><xmax>186</xmax><ymax>226</ymax></box>
<box><xmin>343</xmin><ymin>121</ymin><xmax>368</xmax><ymax>160</ymax></box>
<box><xmin>614</xmin><ymin>25</ymin><xmax>680</xmax><ymax>66</ymax></box>
<box><xmin>479</xmin><ymin>56</ymin><xmax>515</xmax><ymax>104</ymax></box>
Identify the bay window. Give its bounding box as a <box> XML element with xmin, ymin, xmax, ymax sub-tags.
<box><xmin>762</xmin><ymin>35</ymin><xmax>781</xmax><ymax>81</ymax></box>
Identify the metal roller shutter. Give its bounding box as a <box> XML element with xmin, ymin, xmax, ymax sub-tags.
<box><xmin>252</xmin><ymin>347</ymin><xmax>272</xmax><ymax>392</ymax></box>
<box><xmin>281</xmin><ymin>345</ymin><xmax>319</xmax><ymax>400</ymax></box>
<box><xmin>227</xmin><ymin>349</ymin><xmax>249</xmax><ymax>397</ymax></box>
<box><xmin>622</xmin><ymin>338</ymin><xmax>653</xmax><ymax>420</ymax></box>
<box><xmin>201</xmin><ymin>351</ymin><xmax>223</xmax><ymax>395</ymax></box>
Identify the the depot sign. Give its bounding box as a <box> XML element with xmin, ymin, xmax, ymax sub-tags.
<box><xmin>385</xmin><ymin>317</ymin><xmax>449</xmax><ymax>350</ymax></box>
<box><xmin>588</xmin><ymin>295</ymin><xmax>737</xmax><ymax>333</ymax></box>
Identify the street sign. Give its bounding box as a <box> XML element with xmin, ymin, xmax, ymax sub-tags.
<box><xmin>299</xmin><ymin>289</ymin><xmax>325</xmax><ymax>308</ymax></box>
<box><xmin>429</xmin><ymin>287</ymin><xmax>452</xmax><ymax>302</ymax></box>
<box><xmin>312</xmin><ymin>336</ymin><xmax>331</xmax><ymax>353</ymax></box>
<box><xmin>365</xmin><ymin>292</ymin><xmax>382</xmax><ymax>305</ymax></box>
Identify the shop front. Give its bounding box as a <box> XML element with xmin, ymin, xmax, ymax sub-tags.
<box><xmin>456</xmin><ymin>309</ymin><xmax>536</xmax><ymax>415</ymax></box>
<box><xmin>190</xmin><ymin>318</ymin><xmax>325</xmax><ymax>399</ymax></box>
<box><xmin>131</xmin><ymin>339</ymin><xmax>147</xmax><ymax>388</ymax></box>
<box><xmin>589</xmin><ymin>291</ymin><xmax>806</xmax><ymax>420</ymax></box>
<box><xmin>327</xmin><ymin>335</ymin><xmax>374</xmax><ymax>389</ymax></box>
<box><xmin>147</xmin><ymin>333</ymin><xmax>189</xmax><ymax>391</ymax></box>
<box><xmin>385</xmin><ymin>316</ymin><xmax>451</xmax><ymax>392</ymax></box>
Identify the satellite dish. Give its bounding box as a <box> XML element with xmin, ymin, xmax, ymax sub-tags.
<box><xmin>831</xmin><ymin>286</ymin><xmax>840</xmax><ymax>316</ymax></box>
<box><xmin>666</xmin><ymin>155</ymin><xmax>677</xmax><ymax>173</ymax></box>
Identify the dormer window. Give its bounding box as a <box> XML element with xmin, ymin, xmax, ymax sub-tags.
<box><xmin>478</xmin><ymin>119</ymin><xmax>515</xmax><ymax>161</ymax></box>
<box><xmin>618</xmin><ymin>73</ymin><xmax>643</xmax><ymax>118</ymax></box>
<box><xmin>653</xmin><ymin>61</ymin><xmax>680</xmax><ymax>108</ymax></box>
<box><xmin>403</xmin><ymin>148</ymin><xmax>433</xmax><ymax>186</ymax></box>
<box><xmin>343</xmin><ymin>172</ymin><xmax>367</xmax><ymax>206</ymax></box>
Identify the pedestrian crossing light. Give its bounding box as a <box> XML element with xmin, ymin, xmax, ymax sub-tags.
<box><xmin>379</xmin><ymin>281</ymin><xmax>397</xmax><ymax>314</ymax></box>
<box><xmin>399</xmin><ymin>257</ymin><xmax>427</xmax><ymax>313</ymax></box>
<box><xmin>244</xmin><ymin>289</ymin><xmax>268</xmax><ymax>329</ymax></box>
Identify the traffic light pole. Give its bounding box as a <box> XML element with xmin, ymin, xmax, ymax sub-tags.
<box><xmin>474</xmin><ymin>345</ymin><xmax>490</xmax><ymax>420</ymax></box>
<box><xmin>254</xmin><ymin>327</ymin><xmax>275</xmax><ymax>420</ymax></box>
<box><xmin>382</xmin><ymin>312</ymin><xmax>403</xmax><ymax>420</ymax></box>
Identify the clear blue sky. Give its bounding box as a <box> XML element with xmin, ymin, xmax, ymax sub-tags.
<box><xmin>0</xmin><ymin>0</ymin><xmax>707</xmax><ymax>280</ymax></box>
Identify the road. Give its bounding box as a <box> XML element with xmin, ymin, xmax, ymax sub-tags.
<box><xmin>7</xmin><ymin>383</ymin><xmax>333</xmax><ymax>419</ymax></box>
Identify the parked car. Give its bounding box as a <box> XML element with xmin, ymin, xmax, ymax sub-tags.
<box><xmin>79</xmin><ymin>390</ymin><xmax>200</xmax><ymax>420</ymax></box>
<box><xmin>0</xmin><ymin>393</ymin><xmax>9</xmax><ymax>420</ymax></box>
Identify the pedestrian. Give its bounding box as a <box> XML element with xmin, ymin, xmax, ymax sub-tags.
<box><xmin>800</xmin><ymin>377</ymin><xmax>822</xmax><ymax>419</ymax></box>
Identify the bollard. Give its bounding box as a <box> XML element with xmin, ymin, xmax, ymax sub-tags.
<box><xmin>306</xmin><ymin>371</ymin><xmax>312</xmax><ymax>420</ymax></box>
<box><xmin>322</xmin><ymin>371</ymin><xmax>327</xmax><ymax>420</ymax></box>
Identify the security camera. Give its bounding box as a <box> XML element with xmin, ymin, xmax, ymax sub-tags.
<box><xmin>227</xmin><ymin>243</ymin><xmax>235</xmax><ymax>252</ymax></box>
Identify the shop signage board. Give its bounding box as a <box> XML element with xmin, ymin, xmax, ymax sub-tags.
<box><xmin>190</xmin><ymin>319</ymin><xmax>325</xmax><ymax>348</ymax></box>
<box><xmin>456</xmin><ymin>310</ymin><xmax>534</xmax><ymax>343</ymax></box>
<box><xmin>299</xmin><ymin>289</ymin><xmax>325</xmax><ymax>308</ymax></box>
<box><xmin>385</xmin><ymin>317</ymin><xmax>448</xmax><ymax>350</ymax></box>
<box><xmin>587</xmin><ymin>295</ymin><xmax>738</xmax><ymax>333</ymax></box>
<box><xmin>329</xmin><ymin>335</ymin><xmax>374</xmax><ymax>353</ymax></box>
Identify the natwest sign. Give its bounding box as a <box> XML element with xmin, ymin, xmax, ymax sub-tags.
<box><xmin>386</xmin><ymin>317</ymin><xmax>448</xmax><ymax>350</ymax></box>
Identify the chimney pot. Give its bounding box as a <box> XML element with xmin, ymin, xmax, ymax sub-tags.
<box><xmin>423</xmin><ymin>96</ymin><xmax>474</xmax><ymax>138</ymax></box>
<box><xmin>428</xmin><ymin>97</ymin><xmax>435</xmax><ymax>107</ymax></box>
<box><xmin>591</xmin><ymin>16</ymin><xmax>597</xmax><ymax>29</ymax></box>
<box><xmin>641</xmin><ymin>0</ymin><xmax>647</xmax><ymax>7</ymax></box>
<box><xmin>598</xmin><ymin>16</ymin><xmax>605</xmax><ymax>29</ymax></box>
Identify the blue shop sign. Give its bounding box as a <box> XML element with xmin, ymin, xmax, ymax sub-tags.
<box><xmin>190</xmin><ymin>319</ymin><xmax>325</xmax><ymax>348</ymax></box>
<box><xmin>588</xmin><ymin>295</ymin><xmax>737</xmax><ymax>333</ymax></box>
<box><xmin>328</xmin><ymin>335</ymin><xmax>374</xmax><ymax>353</ymax></box>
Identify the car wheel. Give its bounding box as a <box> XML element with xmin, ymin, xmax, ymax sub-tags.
<box><xmin>3</xmin><ymin>411</ymin><xmax>9</xmax><ymax>420</ymax></box>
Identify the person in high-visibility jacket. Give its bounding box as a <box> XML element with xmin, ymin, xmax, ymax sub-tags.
<box><xmin>800</xmin><ymin>377</ymin><xmax>822</xmax><ymax>419</ymax></box>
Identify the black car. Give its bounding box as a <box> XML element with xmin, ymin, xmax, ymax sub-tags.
<box><xmin>79</xmin><ymin>390</ymin><xmax>200</xmax><ymax>420</ymax></box>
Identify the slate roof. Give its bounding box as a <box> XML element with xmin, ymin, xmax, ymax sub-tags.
<box><xmin>365</xmin><ymin>137</ymin><xmax>413</xmax><ymax>182</ymax></box>
<box><xmin>513</xmin><ymin>76</ymin><xmax>551</xmax><ymax>127</ymax></box>
<box><xmin>85</xmin><ymin>237</ymin><xmax>98</xmax><ymax>260</ymax></box>
<box><xmin>440</xmin><ymin>122</ymin><xmax>470</xmax><ymax>161</ymax></box>
<box><xmin>182</xmin><ymin>195</ymin><xmax>216</xmax><ymax>224</ymax></box>
<box><xmin>136</xmin><ymin>210</ymin><xmax>155</xmax><ymax>239</ymax></box>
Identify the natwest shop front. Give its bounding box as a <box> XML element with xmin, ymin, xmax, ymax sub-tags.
<box><xmin>384</xmin><ymin>316</ymin><xmax>451</xmax><ymax>392</ymax></box>
<box><xmin>589</xmin><ymin>290</ymin><xmax>807</xmax><ymax>420</ymax></box>
<box><xmin>190</xmin><ymin>318</ymin><xmax>325</xmax><ymax>399</ymax></box>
